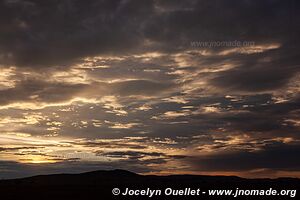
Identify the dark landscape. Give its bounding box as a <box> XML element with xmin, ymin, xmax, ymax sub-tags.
<box><xmin>0</xmin><ymin>170</ymin><xmax>299</xmax><ymax>200</ymax></box>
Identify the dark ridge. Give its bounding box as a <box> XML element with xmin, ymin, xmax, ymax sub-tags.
<box><xmin>80</xmin><ymin>169</ymin><xmax>139</xmax><ymax>177</ymax></box>
<box><xmin>0</xmin><ymin>170</ymin><xmax>299</xmax><ymax>200</ymax></box>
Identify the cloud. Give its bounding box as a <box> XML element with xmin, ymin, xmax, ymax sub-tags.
<box><xmin>111</xmin><ymin>80</ymin><xmax>175</xmax><ymax>96</ymax></box>
<box><xmin>95</xmin><ymin>150</ymin><xmax>165</xmax><ymax>159</ymax></box>
<box><xmin>210</xmin><ymin>46</ymin><xmax>300</xmax><ymax>93</ymax></box>
<box><xmin>0</xmin><ymin>77</ymin><xmax>175</xmax><ymax>109</ymax></box>
<box><xmin>188</xmin><ymin>143</ymin><xmax>300</xmax><ymax>172</ymax></box>
<box><xmin>0</xmin><ymin>0</ymin><xmax>298</xmax><ymax>69</ymax></box>
<box><xmin>0</xmin><ymin>78</ymin><xmax>88</xmax><ymax>107</ymax></box>
<box><xmin>0</xmin><ymin>0</ymin><xmax>155</xmax><ymax>68</ymax></box>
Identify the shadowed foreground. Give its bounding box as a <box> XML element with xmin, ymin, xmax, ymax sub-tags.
<box><xmin>0</xmin><ymin>170</ymin><xmax>299</xmax><ymax>200</ymax></box>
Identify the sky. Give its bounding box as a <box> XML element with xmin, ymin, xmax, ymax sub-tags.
<box><xmin>0</xmin><ymin>0</ymin><xmax>300</xmax><ymax>179</ymax></box>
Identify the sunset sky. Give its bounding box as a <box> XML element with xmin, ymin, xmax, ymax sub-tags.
<box><xmin>0</xmin><ymin>0</ymin><xmax>300</xmax><ymax>179</ymax></box>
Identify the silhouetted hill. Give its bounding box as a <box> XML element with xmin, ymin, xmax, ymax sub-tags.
<box><xmin>0</xmin><ymin>170</ymin><xmax>299</xmax><ymax>200</ymax></box>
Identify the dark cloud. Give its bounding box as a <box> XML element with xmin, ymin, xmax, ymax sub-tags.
<box><xmin>0</xmin><ymin>0</ymin><xmax>154</xmax><ymax>68</ymax></box>
<box><xmin>188</xmin><ymin>143</ymin><xmax>300</xmax><ymax>172</ymax></box>
<box><xmin>0</xmin><ymin>146</ymin><xmax>37</xmax><ymax>152</ymax></box>
<box><xmin>96</xmin><ymin>150</ymin><xmax>187</xmax><ymax>160</ymax></box>
<box><xmin>210</xmin><ymin>46</ymin><xmax>300</xmax><ymax>92</ymax></box>
<box><xmin>95</xmin><ymin>150</ymin><xmax>165</xmax><ymax>159</ymax></box>
<box><xmin>0</xmin><ymin>0</ymin><xmax>299</xmax><ymax>69</ymax></box>
<box><xmin>219</xmin><ymin>97</ymin><xmax>300</xmax><ymax>136</ymax></box>
<box><xmin>74</xmin><ymin>141</ymin><xmax>147</xmax><ymax>150</ymax></box>
<box><xmin>0</xmin><ymin>78</ymin><xmax>175</xmax><ymax>107</ymax></box>
<box><xmin>0</xmin><ymin>79</ymin><xmax>87</xmax><ymax>106</ymax></box>
<box><xmin>112</xmin><ymin>80</ymin><xmax>175</xmax><ymax>96</ymax></box>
